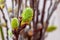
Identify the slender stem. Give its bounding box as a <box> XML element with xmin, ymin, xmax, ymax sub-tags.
<box><xmin>0</xmin><ymin>26</ymin><xmax>4</xmax><ymax>40</ymax></box>
<box><xmin>0</xmin><ymin>8</ymin><xmax>9</xmax><ymax>40</ymax></box>
<box><xmin>5</xmin><ymin>0</ymin><xmax>11</xmax><ymax>21</ymax></box>
<box><xmin>28</xmin><ymin>36</ymin><xmax>31</xmax><ymax>40</ymax></box>
<box><xmin>41</xmin><ymin>1</ymin><xmax>60</xmax><ymax>40</ymax></box>
<box><xmin>12</xmin><ymin>0</ymin><xmax>14</xmax><ymax>17</ymax></box>
<box><xmin>0</xmin><ymin>19</ymin><xmax>4</xmax><ymax>40</ymax></box>
<box><xmin>17</xmin><ymin>0</ymin><xmax>22</xmax><ymax>18</ymax></box>
<box><xmin>30</xmin><ymin>0</ymin><xmax>37</xmax><ymax>40</ymax></box>
<box><xmin>46</xmin><ymin>0</ymin><xmax>60</xmax><ymax>22</ymax></box>
<box><xmin>47</xmin><ymin>0</ymin><xmax>52</xmax><ymax>17</ymax></box>
<box><xmin>40</xmin><ymin>0</ymin><xmax>47</xmax><ymax>40</ymax></box>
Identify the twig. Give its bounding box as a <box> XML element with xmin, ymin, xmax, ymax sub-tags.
<box><xmin>30</xmin><ymin>0</ymin><xmax>37</xmax><ymax>40</ymax></box>
<box><xmin>25</xmin><ymin>0</ymin><xmax>27</xmax><ymax>7</ymax></box>
<box><xmin>0</xmin><ymin>26</ymin><xmax>4</xmax><ymax>40</ymax></box>
<box><xmin>46</xmin><ymin>0</ymin><xmax>60</xmax><ymax>22</ymax></box>
<box><xmin>12</xmin><ymin>0</ymin><xmax>14</xmax><ymax>17</ymax></box>
<box><xmin>0</xmin><ymin>19</ymin><xmax>4</xmax><ymax>40</ymax></box>
<box><xmin>47</xmin><ymin>0</ymin><xmax>52</xmax><ymax>17</ymax></box>
<box><xmin>30</xmin><ymin>0</ymin><xmax>40</xmax><ymax>40</ymax></box>
<box><xmin>12</xmin><ymin>24</ymin><xmax>27</xmax><ymax>40</ymax></box>
<box><xmin>15</xmin><ymin>0</ymin><xmax>17</xmax><ymax>5</ymax></box>
<box><xmin>5</xmin><ymin>0</ymin><xmax>11</xmax><ymax>21</ymax></box>
<box><xmin>30</xmin><ymin>0</ymin><xmax>34</xmax><ymax>40</ymax></box>
<box><xmin>17</xmin><ymin>0</ymin><xmax>22</xmax><ymax>18</ymax></box>
<box><xmin>40</xmin><ymin>0</ymin><xmax>47</xmax><ymax>40</ymax></box>
<box><xmin>41</xmin><ymin>0</ymin><xmax>60</xmax><ymax>40</ymax></box>
<box><xmin>0</xmin><ymin>8</ymin><xmax>9</xmax><ymax>40</ymax></box>
<box><xmin>45</xmin><ymin>0</ymin><xmax>60</xmax><ymax>32</ymax></box>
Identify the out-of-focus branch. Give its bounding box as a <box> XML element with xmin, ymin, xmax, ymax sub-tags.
<box><xmin>30</xmin><ymin>0</ymin><xmax>40</xmax><ymax>40</ymax></box>
<box><xmin>41</xmin><ymin>0</ymin><xmax>60</xmax><ymax>40</ymax></box>
<box><xmin>0</xmin><ymin>9</ymin><xmax>7</xmax><ymax>24</ymax></box>
<box><xmin>5</xmin><ymin>0</ymin><xmax>11</xmax><ymax>21</ymax></box>
<box><xmin>40</xmin><ymin>0</ymin><xmax>47</xmax><ymax>40</ymax></box>
<box><xmin>15</xmin><ymin>0</ymin><xmax>17</xmax><ymax>5</ymax></box>
<box><xmin>30</xmin><ymin>0</ymin><xmax>37</xmax><ymax>40</ymax></box>
<box><xmin>17</xmin><ymin>0</ymin><xmax>22</xmax><ymax>18</ymax></box>
<box><xmin>30</xmin><ymin>0</ymin><xmax>35</xmax><ymax>40</ymax></box>
<box><xmin>0</xmin><ymin>19</ymin><xmax>4</xmax><ymax>40</ymax></box>
<box><xmin>45</xmin><ymin>0</ymin><xmax>60</xmax><ymax>33</ymax></box>
<box><xmin>0</xmin><ymin>26</ymin><xmax>4</xmax><ymax>40</ymax></box>
<box><xmin>25</xmin><ymin>0</ymin><xmax>27</xmax><ymax>7</ymax></box>
<box><xmin>0</xmin><ymin>8</ymin><xmax>9</xmax><ymax>40</ymax></box>
<box><xmin>46</xmin><ymin>0</ymin><xmax>60</xmax><ymax>23</ymax></box>
<box><xmin>35</xmin><ymin>0</ymin><xmax>40</xmax><ymax>24</ymax></box>
<box><xmin>12</xmin><ymin>0</ymin><xmax>14</xmax><ymax>17</ymax></box>
<box><xmin>47</xmin><ymin>0</ymin><xmax>52</xmax><ymax>17</ymax></box>
<box><xmin>40</xmin><ymin>0</ymin><xmax>47</xmax><ymax>24</ymax></box>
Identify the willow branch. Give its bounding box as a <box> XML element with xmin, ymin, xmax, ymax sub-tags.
<box><xmin>46</xmin><ymin>0</ymin><xmax>60</xmax><ymax>23</ymax></box>
<box><xmin>15</xmin><ymin>0</ymin><xmax>17</xmax><ymax>5</ymax></box>
<box><xmin>0</xmin><ymin>26</ymin><xmax>4</xmax><ymax>40</ymax></box>
<box><xmin>0</xmin><ymin>8</ymin><xmax>9</xmax><ymax>40</ymax></box>
<box><xmin>30</xmin><ymin>0</ymin><xmax>36</xmax><ymax>40</ymax></box>
<box><xmin>12</xmin><ymin>0</ymin><xmax>14</xmax><ymax>17</ymax></box>
<box><xmin>45</xmin><ymin>0</ymin><xmax>60</xmax><ymax>32</ymax></box>
<box><xmin>0</xmin><ymin>19</ymin><xmax>4</xmax><ymax>40</ymax></box>
<box><xmin>25</xmin><ymin>0</ymin><xmax>27</xmax><ymax>7</ymax></box>
<box><xmin>5</xmin><ymin>0</ymin><xmax>11</xmax><ymax>21</ymax></box>
<box><xmin>30</xmin><ymin>0</ymin><xmax>40</xmax><ymax>40</ymax></box>
<box><xmin>41</xmin><ymin>0</ymin><xmax>60</xmax><ymax>40</ymax></box>
<box><xmin>40</xmin><ymin>0</ymin><xmax>47</xmax><ymax>40</ymax></box>
<box><xmin>47</xmin><ymin>0</ymin><xmax>52</xmax><ymax>17</ymax></box>
<box><xmin>17</xmin><ymin>0</ymin><xmax>22</xmax><ymax>18</ymax></box>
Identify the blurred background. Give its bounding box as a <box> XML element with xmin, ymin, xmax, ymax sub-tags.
<box><xmin>0</xmin><ymin>0</ymin><xmax>60</xmax><ymax>40</ymax></box>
